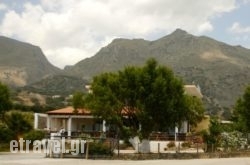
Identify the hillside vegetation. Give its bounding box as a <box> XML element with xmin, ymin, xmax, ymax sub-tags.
<box><xmin>65</xmin><ymin>29</ymin><xmax>250</xmax><ymax>115</ymax></box>
<box><xmin>1</xmin><ymin>29</ymin><xmax>250</xmax><ymax>116</ymax></box>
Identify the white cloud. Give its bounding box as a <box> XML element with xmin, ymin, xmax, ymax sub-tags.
<box><xmin>45</xmin><ymin>47</ymin><xmax>88</xmax><ymax>67</ymax></box>
<box><xmin>227</xmin><ymin>22</ymin><xmax>250</xmax><ymax>49</ymax></box>
<box><xmin>0</xmin><ymin>0</ymin><xmax>237</xmax><ymax>68</ymax></box>
<box><xmin>198</xmin><ymin>22</ymin><xmax>214</xmax><ymax>33</ymax></box>
<box><xmin>229</xmin><ymin>22</ymin><xmax>250</xmax><ymax>34</ymax></box>
<box><xmin>0</xmin><ymin>3</ymin><xmax>7</xmax><ymax>10</ymax></box>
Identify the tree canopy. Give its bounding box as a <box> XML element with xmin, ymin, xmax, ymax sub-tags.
<box><xmin>72</xmin><ymin>91</ymin><xmax>85</xmax><ymax>113</ymax></box>
<box><xmin>4</xmin><ymin>111</ymin><xmax>33</xmax><ymax>140</ymax></box>
<box><xmin>184</xmin><ymin>95</ymin><xmax>204</xmax><ymax>126</ymax></box>
<box><xmin>232</xmin><ymin>85</ymin><xmax>250</xmax><ymax>132</ymax></box>
<box><xmin>86</xmin><ymin>58</ymin><xmax>204</xmax><ymax>138</ymax></box>
<box><xmin>0</xmin><ymin>82</ymin><xmax>12</xmax><ymax>119</ymax></box>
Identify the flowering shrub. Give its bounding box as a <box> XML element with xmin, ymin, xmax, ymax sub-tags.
<box><xmin>220</xmin><ymin>131</ymin><xmax>247</xmax><ymax>151</ymax></box>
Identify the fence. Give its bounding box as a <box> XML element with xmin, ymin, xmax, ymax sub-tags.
<box><xmin>42</xmin><ymin>131</ymin><xmax>250</xmax><ymax>159</ymax></box>
<box><xmin>44</xmin><ymin>134</ymin><xmax>117</xmax><ymax>159</ymax></box>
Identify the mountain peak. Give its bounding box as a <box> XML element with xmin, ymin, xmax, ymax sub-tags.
<box><xmin>66</xmin><ymin>29</ymin><xmax>250</xmax><ymax>115</ymax></box>
<box><xmin>158</xmin><ymin>29</ymin><xmax>190</xmax><ymax>41</ymax></box>
<box><xmin>0</xmin><ymin>36</ymin><xmax>61</xmax><ymax>86</ymax></box>
<box><xmin>172</xmin><ymin>28</ymin><xmax>188</xmax><ymax>35</ymax></box>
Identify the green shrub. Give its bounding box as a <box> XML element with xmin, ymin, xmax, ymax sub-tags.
<box><xmin>119</xmin><ymin>141</ymin><xmax>133</xmax><ymax>150</ymax></box>
<box><xmin>0</xmin><ymin>124</ymin><xmax>14</xmax><ymax>143</ymax></box>
<box><xmin>4</xmin><ymin>111</ymin><xmax>33</xmax><ymax>140</ymax></box>
<box><xmin>23</xmin><ymin>130</ymin><xmax>45</xmax><ymax>142</ymax></box>
<box><xmin>88</xmin><ymin>142</ymin><xmax>111</xmax><ymax>155</ymax></box>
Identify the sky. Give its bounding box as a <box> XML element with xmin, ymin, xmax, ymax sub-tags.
<box><xmin>0</xmin><ymin>0</ymin><xmax>250</xmax><ymax>69</ymax></box>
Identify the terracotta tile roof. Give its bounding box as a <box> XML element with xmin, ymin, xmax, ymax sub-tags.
<box><xmin>47</xmin><ymin>106</ymin><xmax>91</xmax><ymax>115</ymax></box>
<box><xmin>121</xmin><ymin>106</ymin><xmax>139</xmax><ymax>115</ymax></box>
<box><xmin>184</xmin><ymin>85</ymin><xmax>203</xmax><ymax>98</ymax></box>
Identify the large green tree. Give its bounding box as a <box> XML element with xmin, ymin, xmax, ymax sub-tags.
<box><xmin>137</xmin><ymin>59</ymin><xmax>188</xmax><ymax>136</ymax></box>
<box><xmin>232</xmin><ymin>85</ymin><xmax>250</xmax><ymax>132</ymax></box>
<box><xmin>201</xmin><ymin>117</ymin><xmax>223</xmax><ymax>151</ymax></box>
<box><xmin>0</xmin><ymin>82</ymin><xmax>12</xmax><ymax>120</ymax></box>
<box><xmin>184</xmin><ymin>95</ymin><xmax>204</xmax><ymax>126</ymax></box>
<box><xmin>87</xmin><ymin>59</ymin><xmax>204</xmax><ymax>138</ymax></box>
<box><xmin>72</xmin><ymin>91</ymin><xmax>85</xmax><ymax>113</ymax></box>
<box><xmin>4</xmin><ymin>111</ymin><xmax>33</xmax><ymax>140</ymax></box>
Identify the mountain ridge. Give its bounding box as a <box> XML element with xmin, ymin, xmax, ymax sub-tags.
<box><xmin>64</xmin><ymin>29</ymin><xmax>250</xmax><ymax>115</ymax></box>
<box><xmin>1</xmin><ymin>29</ymin><xmax>250</xmax><ymax>116</ymax></box>
<box><xmin>66</xmin><ymin>29</ymin><xmax>250</xmax><ymax>78</ymax></box>
<box><xmin>0</xmin><ymin>36</ymin><xmax>61</xmax><ymax>87</ymax></box>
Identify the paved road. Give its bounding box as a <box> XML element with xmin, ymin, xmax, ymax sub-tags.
<box><xmin>1</xmin><ymin>152</ymin><xmax>250</xmax><ymax>165</ymax></box>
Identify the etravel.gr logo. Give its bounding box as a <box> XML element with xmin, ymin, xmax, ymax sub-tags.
<box><xmin>10</xmin><ymin>138</ymin><xmax>86</xmax><ymax>155</ymax></box>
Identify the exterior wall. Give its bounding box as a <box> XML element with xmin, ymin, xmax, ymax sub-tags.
<box><xmin>149</xmin><ymin>141</ymin><xmax>170</xmax><ymax>153</ymax></box>
<box><xmin>45</xmin><ymin>115</ymin><xmax>103</xmax><ymax>136</ymax></box>
<box><xmin>168</xmin><ymin>121</ymin><xmax>189</xmax><ymax>135</ymax></box>
<box><xmin>193</xmin><ymin>115</ymin><xmax>210</xmax><ymax>132</ymax></box>
<box><xmin>71</xmin><ymin>118</ymin><xmax>95</xmax><ymax>132</ymax></box>
<box><xmin>50</xmin><ymin>118</ymin><xmax>65</xmax><ymax>132</ymax></box>
<box><xmin>34</xmin><ymin>113</ymin><xmax>48</xmax><ymax>130</ymax></box>
<box><xmin>179</xmin><ymin>121</ymin><xmax>188</xmax><ymax>133</ymax></box>
<box><xmin>130</xmin><ymin>137</ymin><xmax>188</xmax><ymax>153</ymax></box>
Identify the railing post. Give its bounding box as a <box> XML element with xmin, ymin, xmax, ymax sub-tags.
<box><xmin>60</xmin><ymin>139</ymin><xmax>63</xmax><ymax>158</ymax></box>
<box><xmin>158</xmin><ymin>142</ymin><xmax>160</xmax><ymax>153</ymax></box>
<box><xmin>85</xmin><ymin>142</ymin><xmax>89</xmax><ymax>159</ymax></box>
<box><xmin>49</xmin><ymin>141</ymin><xmax>53</xmax><ymax>158</ymax></box>
<box><xmin>137</xmin><ymin>142</ymin><xmax>140</xmax><ymax>153</ymax></box>
<box><xmin>117</xmin><ymin>137</ymin><xmax>120</xmax><ymax>157</ymax></box>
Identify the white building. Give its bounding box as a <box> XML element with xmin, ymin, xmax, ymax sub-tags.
<box><xmin>34</xmin><ymin>85</ymin><xmax>203</xmax><ymax>138</ymax></box>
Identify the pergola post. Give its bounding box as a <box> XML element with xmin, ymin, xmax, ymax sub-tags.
<box><xmin>67</xmin><ymin>116</ymin><xmax>72</xmax><ymax>138</ymax></box>
<box><xmin>102</xmin><ymin>120</ymin><xmax>106</xmax><ymax>132</ymax></box>
<box><xmin>47</xmin><ymin>116</ymin><xmax>51</xmax><ymax>131</ymax></box>
<box><xmin>34</xmin><ymin>113</ymin><xmax>39</xmax><ymax>129</ymax></box>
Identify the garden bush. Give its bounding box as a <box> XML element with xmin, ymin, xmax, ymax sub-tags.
<box><xmin>88</xmin><ymin>142</ymin><xmax>111</xmax><ymax>155</ymax></box>
<box><xmin>23</xmin><ymin>130</ymin><xmax>45</xmax><ymax>142</ymax></box>
<box><xmin>181</xmin><ymin>141</ymin><xmax>192</xmax><ymax>148</ymax></box>
<box><xmin>167</xmin><ymin>141</ymin><xmax>176</xmax><ymax>148</ymax></box>
<box><xmin>0</xmin><ymin>124</ymin><xmax>14</xmax><ymax>143</ymax></box>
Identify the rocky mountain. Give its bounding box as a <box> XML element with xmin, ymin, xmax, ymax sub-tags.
<box><xmin>2</xmin><ymin>30</ymin><xmax>250</xmax><ymax>116</ymax></box>
<box><xmin>12</xmin><ymin>74</ymin><xmax>88</xmax><ymax>109</ymax></box>
<box><xmin>65</xmin><ymin>29</ymin><xmax>250</xmax><ymax>115</ymax></box>
<box><xmin>0</xmin><ymin>36</ymin><xmax>61</xmax><ymax>87</ymax></box>
<box><xmin>22</xmin><ymin>74</ymin><xmax>88</xmax><ymax>96</ymax></box>
<box><xmin>0</xmin><ymin>36</ymin><xmax>89</xmax><ymax>109</ymax></box>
